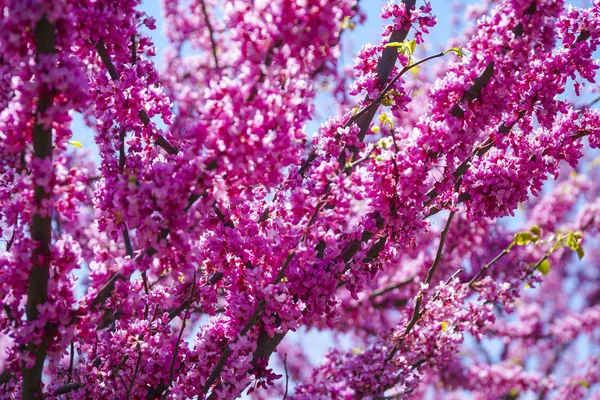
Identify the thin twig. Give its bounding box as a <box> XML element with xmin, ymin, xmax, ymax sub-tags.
<box><xmin>424</xmin><ymin>211</ymin><xmax>456</xmax><ymax>284</ymax></box>
<box><xmin>588</xmin><ymin>95</ymin><xmax>600</xmax><ymax>109</ymax></box>
<box><xmin>469</xmin><ymin>248</ymin><xmax>510</xmax><ymax>287</ymax></box>
<box><xmin>537</xmin><ymin>343</ymin><xmax>568</xmax><ymax>400</ymax></box>
<box><xmin>125</xmin><ymin>343</ymin><xmax>142</xmax><ymax>400</ymax></box>
<box><xmin>349</xmin><ymin>146</ymin><xmax>377</xmax><ymax>169</ymax></box>
<box><xmin>376</xmin><ymin>211</ymin><xmax>456</xmax><ymax>382</ymax></box>
<box><xmin>109</xmin><ymin>354</ymin><xmax>129</xmax><ymax>378</ymax></box>
<box><xmin>199</xmin><ymin>0</ymin><xmax>220</xmax><ymax>69</ymax></box>
<box><xmin>6</xmin><ymin>227</ymin><xmax>15</xmax><ymax>252</ymax></box>
<box><xmin>369</xmin><ymin>277</ymin><xmax>415</xmax><ymax>300</ymax></box>
<box><xmin>162</xmin><ymin>271</ymin><xmax>197</xmax><ymax>399</ymax></box>
<box><xmin>282</xmin><ymin>353</ymin><xmax>289</xmax><ymax>400</ymax></box>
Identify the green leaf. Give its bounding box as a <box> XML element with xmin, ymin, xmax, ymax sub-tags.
<box><xmin>378</xmin><ymin>112</ymin><xmax>394</xmax><ymax>128</ymax></box>
<box><xmin>580</xmin><ymin>381</ymin><xmax>590</xmax><ymax>389</ymax></box>
<box><xmin>381</xmin><ymin>94</ymin><xmax>394</xmax><ymax>107</ymax></box>
<box><xmin>577</xmin><ymin>246</ymin><xmax>585</xmax><ymax>260</ymax></box>
<box><xmin>384</xmin><ymin>39</ymin><xmax>417</xmax><ymax>56</ymax></box>
<box><xmin>407</xmin><ymin>39</ymin><xmax>417</xmax><ymax>54</ymax></box>
<box><xmin>566</xmin><ymin>232</ymin><xmax>579</xmax><ymax>251</ymax></box>
<box><xmin>68</xmin><ymin>140</ymin><xmax>83</xmax><ymax>148</ymax></box>
<box><xmin>550</xmin><ymin>233</ymin><xmax>563</xmax><ymax>253</ymax></box>
<box><xmin>514</xmin><ymin>232</ymin><xmax>534</xmax><ymax>246</ymax></box>
<box><xmin>537</xmin><ymin>259</ymin><xmax>551</xmax><ymax>275</ymax></box>
<box><xmin>529</xmin><ymin>225</ymin><xmax>541</xmax><ymax>236</ymax></box>
<box><xmin>340</xmin><ymin>16</ymin><xmax>355</xmax><ymax>30</ymax></box>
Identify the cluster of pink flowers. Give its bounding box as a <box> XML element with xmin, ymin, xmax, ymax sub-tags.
<box><xmin>1</xmin><ymin>0</ymin><xmax>600</xmax><ymax>399</ymax></box>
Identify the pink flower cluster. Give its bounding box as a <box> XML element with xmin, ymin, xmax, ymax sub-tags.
<box><xmin>1</xmin><ymin>0</ymin><xmax>600</xmax><ymax>399</ymax></box>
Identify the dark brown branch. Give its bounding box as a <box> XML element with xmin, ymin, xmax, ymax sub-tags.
<box><xmin>427</xmin><ymin>92</ymin><xmax>590</xmax><ymax>218</ymax></box>
<box><xmin>588</xmin><ymin>95</ymin><xmax>600</xmax><ymax>109</ymax></box>
<box><xmin>537</xmin><ymin>344</ymin><xmax>568</xmax><ymax>400</ymax></box>
<box><xmin>94</xmin><ymin>40</ymin><xmax>179</xmax><ymax>155</ymax></box>
<box><xmin>109</xmin><ymin>354</ymin><xmax>129</xmax><ymax>378</ymax></box>
<box><xmin>91</xmin><ymin>273</ymin><xmax>125</xmax><ymax>308</ymax></box>
<box><xmin>125</xmin><ymin>343</ymin><xmax>143</xmax><ymax>400</ymax></box>
<box><xmin>201</xmin><ymin>299</ymin><xmax>267</xmax><ymax>394</ymax></box>
<box><xmin>424</xmin><ymin>110</ymin><xmax>526</xmax><ymax>214</ymax></box>
<box><xmin>349</xmin><ymin>146</ymin><xmax>377</xmax><ymax>169</ymax></box>
<box><xmin>299</xmin><ymin>0</ymin><xmax>418</xmax><ymax>178</ymax></box>
<box><xmin>207</xmin><ymin>208</ymin><xmax>381</xmax><ymax>395</ymax></box>
<box><xmin>376</xmin><ymin>269</ymin><xmax>463</xmax><ymax>396</ymax></box>
<box><xmin>428</xmin><ymin>64</ymin><xmax>531</xmax><ymax>210</ymax></box>
<box><xmin>94</xmin><ymin>39</ymin><xmax>119</xmax><ymax>80</ymax></box>
<box><xmin>339</xmin><ymin>49</ymin><xmax>449</xmax><ymax>170</ymax></box>
<box><xmin>469</xmin><ymin>248</ymin><xmax>510</xmax><ymax>287</ymax></box>
<box><xmin>376</xmin><ymin>211</ymin><xmax>456</xmax><ymax>384</ymax></box>
<box><xmin>450</xmin><ymin>61</ymin><xmax>495</xmax><ymax>118</ymax></box>
<box><xmin>340</xmin><ymin>0</ymin><xmax>416</xmax><ymax>166</ymax></box>
<box><xmin>131</xmin><ymin>34</ymin><xmax>137</xmax><ymax>65</ymax></box>
<box><xmin>68</xmin><ymin>341</ymin><xmax>75</xmax><ymax>382</ymax></box>
<box><xmin>162</xmin><ymin>271</ymin><xmax>196</xmax><ymax>399</ymax></box>
<box><xmin>369</xmin><ymin>277</ymin><xmax>415</xmax><ymax>300</ymax></box>
<box><xmin>424</xmin><ymin>211</ymin><xmax>456</xmax><ymax>284</ymax></box>
<box><xmin>5</xmin><ymin>226</ymin><xmax>16</xmax><ymax>252</ymax></box>
<box><xmin>213</xmin><ymin>204</ymin><xmax>235</xmax><ymax>229</ymax></box>
<box><xmin>119</xmin><ymin>128</ymin><xmax>126</xmax><ymax>172</ymax></box>
<box><xmin>343</xmin><ymin>51</ymin><xmax>447</xmax><ymax>131</ymax></box>
<box><xmin>22</xmin><ymin>16</ymin><xmax>55</xmax><ymax>400</ymax></box>
<box><xmin>199</xmin><ymin>0</ymin><xmax>220</xmax><ymax>69</ymax></box>
<box><xmin>282</xmin><ymin>353</ymin><xmax>289</xmax><ymax>400</ymax></box>
<box><xmin>203</xmin><ymin>249</ymin><xmax>301</xmax><ymax>394</ymax></box>
<box><xmin>55</xmin><ymin>382</ymin><xmax>83</xmax><ymax>395</ymax></box>
<box><xmin>122</xmin><ymin>227</ymin><xmax>134</xmax><ymax>258</ymax></box>
<box><xmin>0</xmin><ymin>370</ymin><xmax>14</xmax><ymax>385</ymax></box>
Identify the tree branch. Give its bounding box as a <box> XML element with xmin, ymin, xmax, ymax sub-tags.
<box><xmin>199</xmin><ymin>0</ymin><xmax>220</xmax><ymax>69</ymax></box>
<box><xmin>340</xmin><ymin>0</ymin><xmax>416</xmax><ymax>166</ymax></box>
<box><xmin>375</xmin><ymin>211</ymin><xmax>456</xmax><ymax>385</ymax></box>
<box><xmin>22</xmin><ymin>15</ymin><xmax>55</xmax><ymax>400</ymax></box>
<box><xmin>469</xmin><ymin>248</ymin><xmax>510</xmax><ymax>287</ymax></box>
<box><xmin>282</xmin><ymin>353</ymin><xmax>289</xmax><ymax>400</ymax></box>
<box><xmin>369</xmin><ymin>277</ymin><xmax>415</xmax><ymax>300</ymax></box>
<box><xmin>93</xmin><ymin>40</ymin><xmax>178</xmax><ymax>155</ymax></box>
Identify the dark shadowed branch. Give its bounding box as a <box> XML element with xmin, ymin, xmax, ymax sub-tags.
<box><xmin>22</xmin><ymin>15</ymin><xmax>55</xmax><ymax>400</ymax></box>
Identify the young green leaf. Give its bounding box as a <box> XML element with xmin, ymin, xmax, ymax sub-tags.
<box><xmin>537</xmin><ymin>259</ymin><xmax>551</xmax><ymax>275</ymax></box>
<box><xmin>514</xmin><ymin>232</ymin><xmax>534</xmax><ymax>245</ymax></box>
<box><xmin>529</xmin><ymin>225</ymin><xmax>541</xmax><ymax>236</ymax></box>
<box><xmin>577</xmin><ymin>246</ymin><xmax>585</xmax><ymax>260</ymax></box>
<box><xmin>68</xmin><ymin>140</ymin><xmax>83</xmax><ymax>148</ymax></box>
